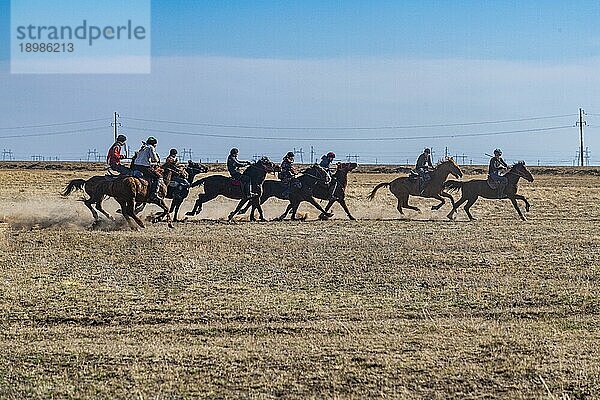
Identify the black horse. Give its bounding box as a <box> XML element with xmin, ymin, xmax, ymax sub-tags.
<box><xmin>165</xmin><ymin>161</ymin><xmax>208</xmax><ymax>221</ymax></box>
<box><xmin>241</xmin><ymin>162</ymin><xmax>358</xmax><ymax>220</ymax></box>
<box><xmin>444</xmin><ymin>161</ymin><xmax>534</xmax><ymax>221</ymax></box>
<box><xmin>185</xmin><ymin>157</ymin><xmax>280</xmax><ymax>221</ymax></box>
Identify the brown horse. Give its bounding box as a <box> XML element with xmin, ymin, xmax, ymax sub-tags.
<box><xmin>62</xmin><ymin>174</ymin><xmax>172</xmax><ymax>229</ymax></box>
<box><xmin>367</xmin><ymin>158</ymin><xmax>463</xmax><ymax>214</ymax></box>
<box><xmin>444</xmin><ymin>161</ymin><xmax>534</xmax><ymax>221</ymax></box>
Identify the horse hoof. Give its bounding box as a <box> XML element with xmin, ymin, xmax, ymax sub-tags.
<box><xmin>185</xmin><ymin>211</ymin><xmax>195</xmax><ymax>216</ymax></box>
<box><xmin>168</xmin><ymin>223</ymin><xmax>174</xmax><ymax>228</ymax></box>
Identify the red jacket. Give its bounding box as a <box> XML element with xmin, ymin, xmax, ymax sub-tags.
<box><xmin>107</xmin><ymin>143</ymin><xmax>124</xmax><ymax>165</ymax></box>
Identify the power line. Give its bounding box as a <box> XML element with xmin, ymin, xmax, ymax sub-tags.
<box><xmin>0</xmin><ymin>126</ymin><xmax>106</xmax><ymax>139</ymax></box>
<box><xmin>121</xmin><ymin>113</ymin><xmax>575</xmax><ymax>131</ymax></box>
<box><xmin>0</xmin><ymin>118</ymin><xmax>106</xmax><ymax>130</ymax></box>
<box><xmin>125</xmin><ymin>124</ymin><xmax>573</xmax><ymax>141</ymax></box>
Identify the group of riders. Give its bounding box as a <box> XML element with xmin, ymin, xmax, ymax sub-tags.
<box><xmin>107</xmin><ymin>134</ymin><xmax>512</xmax><ymax>200</ymax></box>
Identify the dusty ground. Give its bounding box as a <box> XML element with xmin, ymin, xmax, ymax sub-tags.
<box><xmin>0</xmin><ymin>167</ymin><xmax>599</xmax><ymax>399</ymax></box>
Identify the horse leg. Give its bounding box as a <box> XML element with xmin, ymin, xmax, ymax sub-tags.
<box><xmin>510</xmin><ymin>197</ymin><xmax>526</xmax><ymax>221</ymax></box>
<box><xmin>119</xmin><ymin>200</ymin><xmax>141</xmax><ymax>230</ymax></box>
<box><xmin>170</xmin><ymin>198</ymin><xmax>182</xmax><ymax>222</ymax></box>
<box><xmin>306</xmin><ymin>197</ymin><xmax>334</xmax><ymax>219</ymax></box>
<box><xmin>319</xmin><ymin>200</ymin><xmax>335</xmax><ymax>220</ymax></box>
<box><xmin>431</xmin><ymin>194</ymin><xmax>445</xmax><ymax>211</ymax></box>
<box><xmin>464</xmin><ymin>197</ymin><xmax>478</xmax><ymax>221</ymax></box>
<box><xmin>95</xmin><ymin>199</ymin><xmax>114</xmax><ymax>221</ymax></box>
<box><xmin>277</xmin><ymin>203</ymin><xmax>294</xmax><ymax>221</ymax></box>
<box><xmin>513</xmin><ymin>194</ymin><xmax>531</xmax><ymax>212</ymax></box>
<box><xmin>396</xmin><ymin>198</ymin><xmax>404</xmax><ymax>215</ymax></box>
<box><xmin>447</xmin><ymin>196</ymin><xmax>467</xmax><ymax>220</ymax></box>
<box><xmin>441</xmin><ymin>191</ymin><xmax>455</xmax><ymax>208</ymax></box>
<box><xmin>186</xmin><ymin>193</ymin><xmax>217</xmax><ymax>216</ymax></box>
<box><xmin>84</xmin><ymin>197</ymin><xmax>100</xmax><ymax>222</ymax></box>
<box><xmin>152</xmin><ymin>199</ymin><xmax>173</xmax><ymax>228</ymax></box>
<box><xmin>403</xmin><ymin>194</ymin><xmax>420</xmax><ymax>212</ymax></box>
<box><xmin>338</xmin><ymin>199</ymin><xmax>356</xmax><ymax>220</ymax></box>
<box><xmin>228</xmin><ymin>199</ymin><xmax>249</xmax><ymax>222</ymax></box>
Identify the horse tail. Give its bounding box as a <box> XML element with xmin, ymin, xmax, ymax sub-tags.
<box><xmin>444</xmin><ymin>180</ymin><xmax>464</xmax><ymax>192</ymax></box>
<box><xmin>190</xmin><ymin>177</ymin><xmax>207</xmax><ymax>188</ymax></box>
<box><xmin>367</xmin><ymin>182</ymin><xmax>390</xmax><ymax>201</ymax></box>
<box><xmin>62</xmin><ymin>179</ymin><xmax>87</xmax><ymax>196</ymax></box>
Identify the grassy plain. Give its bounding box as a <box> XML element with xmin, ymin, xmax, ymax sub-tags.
<box><xmin>0</xmin><ymin>165</ymin><xmax>599</xmax><ymax>399</ymax></box>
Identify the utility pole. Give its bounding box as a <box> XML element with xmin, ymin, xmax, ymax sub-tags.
<box><xmin>444</xmin><ymin>146</ymin><xmax>449</xmax><ymax>159</ymax></box>
<box><xmin>87</xmin><ymin>148</ymin><xmax>99</xmax><ymax>162</ymax></box>
<box><xmin>2</xmin><ymin>149</ymin><xmax>13</xmax><ymax>161</ymax></box>
<box><xmin>294</xmin><ymin>147</ymin><xmax>304</xmax><ymax>163</ymax></box>
<box><xmin>182</xmin><ymin>148</ymin><xmax>193</xmax><ymax>161</ymax></box>
<box><xmin>310</xmin><ymin>146</ymin><xmax>314</xmax><ymax>164</ymax></box>
<box><xmin>111</xmin><ymin>112</ymin><xmax>121</xmax><ymax>142</ymax></box>
<box><xmin>576</xmin><ymin>108</ymin><xmax>586</xmax><ymax>167</ymax></box>
<box><xmin>584</xmin><ymin>147</ymin><xmax>591</xmax><ymax>166</ymax></box>
<box><xmin>346</xmin><ymin>154</ymin><xmax>359</xmax><ymax>163</ymax></box>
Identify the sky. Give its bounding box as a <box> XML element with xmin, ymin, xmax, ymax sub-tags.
<box><xmin>0</xmin><ymin>0</ymin><xmax>599</xmax><ymax>164</ymax></box>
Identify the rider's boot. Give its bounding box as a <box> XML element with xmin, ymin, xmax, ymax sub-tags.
<box><xmin>243</xmin><ymin>181</ymin><xmax>253</xmax><ymax>199</ymax></box>
<box><xmin>149</xmin><ymin>178</ymin><xmax>161</xmax><ymax>203</ymax></box>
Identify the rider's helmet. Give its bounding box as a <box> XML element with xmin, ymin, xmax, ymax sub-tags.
<box><xmin>169</xmin><ymin>148</ymin><xmax>177</xmax><ymax>156</ymax></box>
<box><xmin>230</xmin><ymin>148</ymin><xmax>239</xmax><ymax>156</ymax></box>
<box><xmin>116</xmin><ymin>134</ymin><xmax>126</xmax><ymax>143</ymax></box>
<box><xmin>424</xmin><ymin>148</ymin><xmax>431</xmax><ymax>154</ymax></box>
<box><xmin>494</xmin><ymin>148</ymin><xmax>502</xmax><ymax>156</ymax></box>
<box><xmin>286</xmin><ymin>151</ymin><xmax>295</xmax><ymax>158</ymax></box>
<box><xmin>327</xmin><ymin>152</ymin><xmax>336</xmax><ymax>159</ymax></box>
<box><xmin>146</xmin><ymin>136</ymin><xmax>157</xmax><ymax>145</ymax></box>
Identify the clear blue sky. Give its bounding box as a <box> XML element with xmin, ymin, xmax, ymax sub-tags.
<box><xmin>0</xmin><ymin>1</ymin><xmax>599</xmax><ymax>164</ymax></box>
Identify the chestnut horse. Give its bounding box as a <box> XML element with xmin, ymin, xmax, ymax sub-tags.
<box><xmin>444</xmin><ymin>161</ymin><xmax>534</xmax><ymax>221</ymax></box>
<box><xmin>368</xmin><ymin>158</ymin><xmax>463</xmax><ymax>214</ymax></box>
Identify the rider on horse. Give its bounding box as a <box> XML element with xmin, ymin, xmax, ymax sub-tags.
<box><xmin>279</xmin><ymin>151</ymin><xmax>298</xmax><ymax>198</ymax></box>
<box><xmin>227</xmin><ymin>148</ymin><xmax>255</xmax><ymax>199</ymax></box>
<box><xmin>319</xmin><ymin>152</ymin><xmax>338</xmax><ymax>200</ymax></box>
<box><xmin>106</xmin><ymin>134</ymin><xmax>130</xmax><ymax>175</ymax></box>
<box><xmin>131</xmin><ymin>136</ymin><xmax>162</xmax><ymax>203</ymax></box>
<box><xmin>415</xmin><ymin>148</ymin><xmax>433</xmax><ymax>194</ymax></box>
<box><xmin>163</xmin><ymin>148</ymin><xmax>189</xmax><ymax>180</ymax></box>
<box><xmin>489</xmin><ymin>148</ymin><xmax>509</xmax><ymax>197</ymax></box>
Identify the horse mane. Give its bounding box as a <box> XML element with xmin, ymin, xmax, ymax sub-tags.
<box><xmin>512</xmin><ymin>160</ymin><xmax>526</xmax><ymax>167</ymax></box>
<box><xmin>435</xmin><ymin>157</ymin><xmax>455</xmax><ymax>168</ymax></box>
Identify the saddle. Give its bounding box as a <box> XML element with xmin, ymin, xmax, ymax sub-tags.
<box><xmin>486</xmin><ymin>176</ymin><xmax>499</xmax><ymax>190</ymax></box>
<box><xmin>229</xmin><ymin>178</ymin><xmax>242</xmax><ymax>187</ymax></box>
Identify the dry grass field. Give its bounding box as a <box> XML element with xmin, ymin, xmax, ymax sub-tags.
<box><xmin>0</xmin><ymin>165</ymin><xmax>599</xmax><ymax>399</ymax></box>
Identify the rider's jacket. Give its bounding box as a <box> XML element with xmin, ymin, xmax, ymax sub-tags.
<box><xmin>133</xmin><ymin>144</ymin><xmax>160</xmax><ymax>167</ymax></box>
<box><xmin>279</xmin><ymin>157</ymin><xmax>296</xmax><ymax>181</ymax></box>
<box><xmin>107</xmin><ymin>142</ymin><xmax>125</xmax><ymax>166</ymax></box>
<box><xmin>489</xmin><ymin>156</ymin><xmax>508</xmax><ymax>177</ymax></box>
<box><xmin>227</xmin><ymin>155</ymin><xmax>249</xmax><ymax>177</ymax></box>
<box><xmin>319</xmin><ymin>156</ymin><xmax>333</xmax><ymax>170</ymax></box>
<box><xmin>416</xmin><ymin>153</ymin><xmax>433</xmax><ymax>170</ymax></box>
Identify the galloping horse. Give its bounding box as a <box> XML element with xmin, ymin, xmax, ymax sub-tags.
<box><xmin>240</xmin><ymin>162</ymin><xmax>358</xmax><ymax>220</ymax></box>
<box><xmin>368</xmin><ymin>158</ymin><xmax>463</xmax><ymax>214</ymax></box>
<box><xmin>62</xmin><ymin>173</ymin><xmax>172</xmax><ymax>229</ymax></box>
<box><xmin>444</xmin><ymin>161</ymin><xmax>534</xmax><ymax>221</ymax></box>
<box><xmin>165</xmin><ymin>161</ymin><xmax>208</xmax><ymax>221</ymax></box>
<box><xmin>274</xmin><ymin>164</ymin><xmax>336</xmax><ymax>221</ymax></box>
<box><xmin>185</xmin><ymin>157</ymin><xmax>280</xmax><ymax>221</ymax></box>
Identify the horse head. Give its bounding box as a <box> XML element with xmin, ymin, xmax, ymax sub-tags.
<box><xmin>337</xmin><ymin>162</ymin><xmax>358</xmax><ymax>172</ymax></box>
<box><xmin>304</xmin><ymin>164</ymin><xmax>331</xmax><ymax>184</ymax></box>
<box><xmin>509</xmin><ymin>161</ymin><xmax>534</xmax><ymax>182</ymax></box>
<box><xmin>187</xmin><ymin>160</ymin><xmax>209</xmax><ymax>174</ymax></box>
<box><xmin>255</xmin><ymin>157</ymin><xmax>281</xmax><ymax>173</ymax></box>
<box><xmin>437</xmin><ymin>158</ymin><xmax>463</xmax><ymax>178</ymax></box>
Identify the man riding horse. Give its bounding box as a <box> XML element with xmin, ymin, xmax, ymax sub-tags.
<box><xmin>414</xmin><ymin>148</ymin><xmax>433</xmax><ymax>194</ymax></box>
<box><xmin>131</xmin><ymin>136</ymin><xmax>162</xmax><ymax>203</ymax></box>
<box><xmin>279</xmin><ymin>151</ymin><xmax>299</xmax><ymax>199</ymax></box>
<box><xmin>319</xmin><ymin>152</ymin><xmax>337</xmax><ymax>200</ymax></box>
<box><xmin>106</xmin><ymin>134</ymin><xmax>130</xmax><ymax>175</ymax></box>
<box><xmin>488</xmin><ymin>148</ymin><xmax>509</xmax><ymax>197</ymax></box>
<box><xmin>227</xmin><ymin>148</ymin><xmax>255</xmax><ymax>199</ymax></box>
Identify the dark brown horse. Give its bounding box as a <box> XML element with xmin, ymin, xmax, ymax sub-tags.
<box><xmin>444</xmin><ymin>161</ymin><xmax>534</xmax><ymax>221</ymax></box>
<box><xmin>239</xmin><ymin>162</ymin><xmax>358</xmax><ymax>221</ymax></box>
<box><xmin>368</xmin><ymin>158</ymin><xmax>463</xmax><ymax>214</ymax></box>
<box><xmin>62</xmin><ymin>174</ymin><xmax>172</xmax><ymax>229</ymax></box>
<box><xmin>185</xmin><ymin>157</ymin><xmax>280</xmax><ymax>221</ymax></box>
